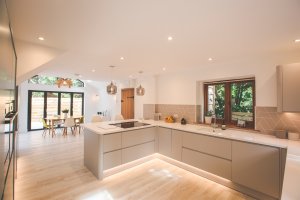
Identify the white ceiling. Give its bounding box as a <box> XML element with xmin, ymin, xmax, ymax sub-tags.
<box><xmin>8</xmin><ymin>0</ymin><xmax>300</xmax><ymax>81</ymax></box>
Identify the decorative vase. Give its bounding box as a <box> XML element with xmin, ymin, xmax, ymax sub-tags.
<box><xmin>205</xmin><ymin>116</ymin><xmax>212</xmax><ymax>124</ymax></box>
<box><xmin>64</xmin><ymin>113</ymin><xmax>68</xmax><ymax>118</ymax></box>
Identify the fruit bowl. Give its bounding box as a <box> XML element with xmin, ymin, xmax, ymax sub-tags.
<box><xmin>165</xmin><ymin>116</ymin><xmax>175</xmax><ymax>123</ymax></box>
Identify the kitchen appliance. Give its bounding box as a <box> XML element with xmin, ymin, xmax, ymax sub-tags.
<box><xmin>274</xmin><ymin>130</ymin><xmax>288</xmax><ymax>139</ymax></box>
<box><xmin>181</xmin><ymin>118</ymin><xmax>187</xmax><ymax>125</ymax></box>
<box><xmin>154</xmin><ymin>113</ymin><xmax>161</xmax><ymax>121</ymax></box>
<box><xmin>110</xmin><ymin>121</ymin><xmax>150</xmax><ymax>129</ymax></box>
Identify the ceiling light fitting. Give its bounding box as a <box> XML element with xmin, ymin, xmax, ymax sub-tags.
<box><xmin>106</xmin><ymin>66</ymin><xmax>117</xmax><ymax>95</ymax></box>
<box><xmin>295</xmin><ymin>39</ymin><xmax>300</xmax><ymax>43</ymax></box>
<box><xmin>38</xmin><ymin>37</ymin><xmax>44</xmax><ymax>41</ymax></box>
<box><xmin>56</xmin><ymin>78</ymin><xmax>73</xmax><ymax>88</ymax></box>
<box><xmin>136</xmin><ymin>71</ymin><xmax>145</xmax><ymax>96</ymax></box>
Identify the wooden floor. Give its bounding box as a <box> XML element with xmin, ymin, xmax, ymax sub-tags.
<box><xmin>16</xmin><ymin>131</ymin><xmax>254</xmax><ymax>200</ymax></box>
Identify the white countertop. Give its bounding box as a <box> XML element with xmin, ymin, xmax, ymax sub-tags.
<box><xmin>83</xmin><ymin>120</ymin><xmax>300</xmax><ymax>200</ymax></box>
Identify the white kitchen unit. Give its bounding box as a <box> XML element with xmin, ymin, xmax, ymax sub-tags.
<box><xmin>277</xmin><ymin>63</ymin><xmax>300</xmax><ymax>112</ymax></box>
<box><xmin>83</xmin><ymin>120</ymin><xmax>289</xmax><ymax>200</ymax></box>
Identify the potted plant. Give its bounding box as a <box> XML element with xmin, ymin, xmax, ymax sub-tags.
<box><xmin>62</xmin><ymin>109</ymin><xmax>69</xmax><ymax>118</ymax></box>
<box><xmin>205</xmin><ymin>110</ymin><xmax>213</xmax><ymax>124</ymax></box>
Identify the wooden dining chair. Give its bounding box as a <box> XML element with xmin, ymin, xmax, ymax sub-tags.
<box><xmin>62</xmin><ymin>117</ymin><xmax>75</xmax><ymax>136</ymax></box>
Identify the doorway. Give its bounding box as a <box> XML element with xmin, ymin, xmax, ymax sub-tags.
<box><xmin>121</xmin><ymin>88</ymin><xmax>134</xmax><ymax>119</ymax></box>
<box><xmin>28</xmin><ymin>90</ymin><xmax>84</xmax><ymax>131</ymax></box>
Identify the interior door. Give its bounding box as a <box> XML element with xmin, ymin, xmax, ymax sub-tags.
<box><xmin>121</xmin><ymin>88</ymin><xmax>134</xmax><ymax>119</ymax></box>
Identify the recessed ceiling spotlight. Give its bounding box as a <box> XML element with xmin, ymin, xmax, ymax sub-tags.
<box><xmin>295</xmin><ymin>39</ymin><xmax>300</xmax><ymax>43</ymax></box>
<box><xmin>120</xmin><ymin>57</ymin><xmax>125</xmax><ymax>60</ymax></box>
<box><xmin>167</xmin><ymin>36</ymin><xmax>173</xmax><ymax>41</ymax></box>
<box><xmin>162</xmin><ymin>67</ymin><xmax>166</xmax><ymax>71</ymax></box>
<box><xmin>92</xmin><ymin>69</ymin><xmax>96</xmax><ymax>72</ymax></box>
<box><xmin>38</xmin><ymin>37</ymin><xmax>44</xmax><ymax>41</ymax></box>
<box><xmin>208</xmin><ymin>58</ymin><xmax>213</xmax><ymax>61</ymax></box>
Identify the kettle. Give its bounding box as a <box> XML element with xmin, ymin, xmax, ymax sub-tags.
<box><xmin>181</xmin><ymin>118</ymin><xmax>187</xmax><ymax>125</ymax></box>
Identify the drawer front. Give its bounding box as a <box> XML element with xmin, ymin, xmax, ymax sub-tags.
<box><xmin>103</xmin><ymin>133</ymin><xmax>122</xmax><ymax>153</ymax></box>
<box><xmin>182</xmin><ymin>132</ymin><xmax>231</xmax><ymax>160</ymax></box>
<box><xmin>122</xmin><ymin>127</ymin><xmax>155</xmax><ymax>148</ymax></box>
<box><xmin>103</xmin><ymin>150</ymin><xmax>122</xmax><ymax>170</ymax></box>
<box><xmin>182</xmin><ymin>148</ymin><xmax>231</xmax><ymax>180</ymax></box>
<box><xmin>122</xmin><ymin>141</ymin><xmax>155</xmax><ymax>164</ymax></box>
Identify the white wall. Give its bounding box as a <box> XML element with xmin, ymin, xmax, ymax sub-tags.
<box><xmin>156</xmin><ymin>52</ymin><xmax>300</xmax><ymax>107</ymax></box>
<box><xmin>18</xmin><ymin>81</ymin><xmax>100</xmax><ymax>133</ymax></box>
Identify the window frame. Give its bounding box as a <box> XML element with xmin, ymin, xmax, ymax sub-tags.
<box><xmin>204</xmin><ymin>78</ymin><xmax>255</xmax><ymax>128</ymax></box>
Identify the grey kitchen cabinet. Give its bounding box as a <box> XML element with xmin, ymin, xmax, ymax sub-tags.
<box><xmin>277</xmin><ymin>63</ymin><xmax>300</xmax><ymax>112</ymax></box>
<box><xmin>182</xmin><ymin>148</ymin><xmax>232</xmax><ymax>180</ymax></box>
<box><xmin>232</xmin><ymin>141</ymin><xmax>280</xmax><ymax>198</ymax></box>
<box><xmin>122</xmin><ymin>127</ymin><xmax>155</xmax><ymax>148</ymax></box>
<box><xmin>158</xmin><ymin>127</ymin><xmax>172</xmax><ymax>157</ymax></box>
<box><xmin>103</xmin><ymin>150</ymin><xmax>122</xmax><ymax>170</ymax></box>
<box><xmin>171</xmin><ymin>130</ymin><xmax>182</xmax><ymax>161</ymax></box>
<box><xmin>103</xmin><ymin>133</ymin><xmax>122</xmax><ymax>153</ymax></box>
<box><xmin>122</xmin><ymin>141</ymin><xmax>155</xmax><ymax>164</ymax></box>
<box><xmin>182</xmin><ymin>132</ymin><xmax>232</xmax><ymax>160</ymax></box>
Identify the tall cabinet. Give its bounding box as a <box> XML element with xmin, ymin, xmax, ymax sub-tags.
<box><xmin>277</xmin><ymin>63</ymin><xmax>300</xmax><ymax>112</ymax></box>
<box><xmin>0</xmin><ymin>0</ymin><xmax>18</xmax><ymax>199</ymax></box>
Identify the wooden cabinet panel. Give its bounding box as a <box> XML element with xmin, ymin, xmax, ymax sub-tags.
<box><xmin>103</xmin><ymin>150</ymin><xmax>122</xmax><ymax>170</ymax></box>
<box><xmin>182</xmin><ymin>148</ymin><xmax>231</xmax><ymax>180</ymax></box>
<box><xmin>277</xmin><ymin>63</ymin><xmax>300</xmax><ymax>112</ymax></box>
<box><xmin>182</xmin><ymin>132</ymin><xmax>231</xmax><ymax>160</ymax></box>
<box><xmin>232</xmin><ymin>141</ymin><xmax>280</xmax><ymax>198</ymax></box>
<box><xmin>171</xmin><ymin>130</ymin><xmax>182</xmax><ymax>161</ymax></box>
<box><xmin>158</xmin><ymin>127</ymin><xmax>172</xmax><ymax>157</ymax></box>
<box><xmin>103</xmin><ymin>133</ymin><xmax>122</xmax><ymax>153</ymax></box>
<box><xmin>122</xmin><ymin>128</ymin><xmax>155</xmax><ymax>148</ymax></box>
<box><xmin>122</xmin><ymin>142</ymin><xmax>155</xmax><ymax>164</ymax></box>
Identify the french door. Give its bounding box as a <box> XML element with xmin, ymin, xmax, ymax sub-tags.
<box><xmin>28</xmin><ymin>90</ymin><xmax>84</xmax><ymax>131</ymax></box>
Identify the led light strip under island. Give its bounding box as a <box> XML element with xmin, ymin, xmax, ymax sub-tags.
<box><xmin>83</xmin><ymin>119</ymin><xmax>295</xmax><ymax>200</ymax></box>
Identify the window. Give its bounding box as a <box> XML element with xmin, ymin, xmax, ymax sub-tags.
<box><xmin>204</xmin><ymin>78</ymin><xmax>255</xmax><ymax>128</ymax></box>
<box><xmin>28</xmin><ymin>75</ymin><xmax>84</xmax><ymax>87</ymax></box>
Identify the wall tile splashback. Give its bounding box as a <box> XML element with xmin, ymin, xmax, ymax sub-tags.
<box><xmin>255</xmin><ymin>107</ymin><xmax>300</xmax><ymax>135</ymax></box>
<box><xmin>143</xmin><ymin>104</ymin><xmax>201</xmax><ymax>124</ymax></box>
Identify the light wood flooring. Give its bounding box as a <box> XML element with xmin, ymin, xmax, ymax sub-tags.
<box><xmin>16</xmin><ymin>131</ymin><xmax>254</xmax><ymax>200</ymax></box>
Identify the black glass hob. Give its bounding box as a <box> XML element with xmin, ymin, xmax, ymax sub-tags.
<box><xmin>110</xmin><ymin>121</ymin><xmax>150</xmax><ymax>129</ymax></box>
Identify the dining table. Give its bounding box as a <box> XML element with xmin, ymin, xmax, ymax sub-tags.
<box><xmin>44</xmin><ymin>115</ymin><xmax>83</xmax><ymax>136</ymax></box>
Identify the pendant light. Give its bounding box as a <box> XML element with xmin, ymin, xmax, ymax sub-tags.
<box><xmin>106</xmin><ymin>66</ymin><xmax>117</xmax><ymax>95</ymax></box>
<box><xmin>136</xmin><ymin>71</ymin><xmax>145</xmax><ymax>96</ymax></box>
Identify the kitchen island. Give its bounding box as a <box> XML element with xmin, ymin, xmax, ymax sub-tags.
<box><xmin>83</xmin><ymin>120</ymin><xmax>299</xmax><ymax>200</ymax></box>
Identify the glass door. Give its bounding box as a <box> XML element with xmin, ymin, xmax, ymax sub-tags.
<box><xmin>29</xmin><ymin>91</ymin><xmax>45</xmax><ymax>130</ymax></box>
<box><xmin>60</xmin><ymin>93</ymin><xmax>71</xmax><ymax>117</ymax></box>
<box><xmin>46</xmin><ymin>92</ymin><xmax>59</xmax><ymax>118</ymax></box>
<box><xmin>73</xmin><ymin>93</ymin><xmax>83</xmax><ymax>116</ymax></box>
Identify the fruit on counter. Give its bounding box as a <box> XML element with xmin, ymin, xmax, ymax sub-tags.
<box><xmin>165</xmin><ymin>116</ymin><xmax>175</xmax><ymax>123</ymax></box>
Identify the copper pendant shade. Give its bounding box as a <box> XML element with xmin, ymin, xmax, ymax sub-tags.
<box><xmin>106</xmin><ymin>81</ymin><xmax>117</xmax><ymax>95</ymax></box>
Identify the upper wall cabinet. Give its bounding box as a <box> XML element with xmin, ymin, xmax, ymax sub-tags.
<box><xmin>277</xmin><ymin>63</ymin><xmax>300</xmax><ymax>112</ymax></box>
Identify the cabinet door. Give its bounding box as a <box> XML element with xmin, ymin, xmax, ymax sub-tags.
<box><xmin>182</xmin><ymin>132</ymin><xmax>231</xmax><ymax>160</ymax></box>
<box><xmin>103</xmin><ymin>133</ymin><xmax>122</xmax><ymax>153</ymax></box>
<box><xmin>182</xmin><ymin>148</ymin><xmax>231</xmax><ymax>180</ymax></box>
<box><xmin>278</xmin><ymin>64</ymin><xmax>300</xmax><ymax>112</ymax></box>
<box><xmin>232</xmin><ymin>141</ymin><xmax>280</xmax><ymax>198</ymax></box>
<box><xmin>103</xmin><ymin>150</ymin><xmax>122</xmax><ymax>170</ymax></box>
<box><xmin>122</xmin><ymin>142</ymin><xmax>155</xmax><ymax>164</ymax></box>
<box><xmin>122</xmin><ymin>127</ymin><xmax>155</xmax><ymax>148</ymax></box>
<box><xmin>158</xmin><ymin>127</ymin><xmax>172</xmax><ymax>157</ymax></box>
<box><xmin>171</xmin><ymin>130</ymin><xmax>182</xmax><ymax>161</ymax></box>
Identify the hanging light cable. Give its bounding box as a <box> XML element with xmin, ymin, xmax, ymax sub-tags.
<box><xmin>106</xmin><ymin>66</ymin><xmax>117</xmax><ymax>95</ymax></box>
<box><xmin>136</xmin><ymin>71</ymin><xmax>145</xmax><ymax>96</ymax></box>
